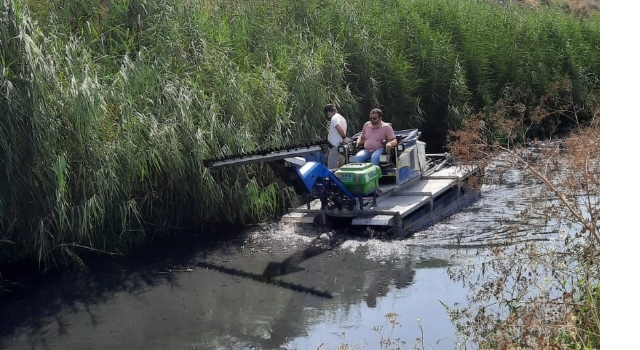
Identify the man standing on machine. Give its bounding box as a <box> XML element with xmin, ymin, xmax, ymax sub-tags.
<box><xmin>324</xmin><ymin>104</ymin><xmax>348</xmax><ymax>169</ymax></box>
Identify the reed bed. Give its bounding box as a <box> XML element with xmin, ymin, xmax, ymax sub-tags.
<box><xmin>0</xmin><ymin>0</ymin><xmax>599</xmax><ymax>268</ymax></box>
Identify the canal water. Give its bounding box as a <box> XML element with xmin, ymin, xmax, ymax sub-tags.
<box><xmin>0</xmin><ymin>166</ymin><xmax>550</xmax><ymax>350</ymax></box>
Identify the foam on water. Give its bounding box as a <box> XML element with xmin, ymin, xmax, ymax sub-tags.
<box><xmin>339</xmin><ymin>236</ymin><xmax>412</xmax><ymax>262</ymax></box>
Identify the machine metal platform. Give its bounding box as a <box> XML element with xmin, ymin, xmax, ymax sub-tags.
<box><xmin>281</xmin><ymin>164</ymin><xmax>479</xmax><ymax>235</ymax></box>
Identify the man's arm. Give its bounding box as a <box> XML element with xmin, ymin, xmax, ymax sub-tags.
<box><xmin>356</xmin><ymin>124</ymin><xmax>367</xmax><ymax>147</ymax></box>
<box><xmin>335</xmin><ymin>124</ymin><xmax>347</xmax><ymax>139</ymax></box>
<box><xmin>384</xmin><ymin>126</ymin><xmax>398</xmax><ymax>148</ymax></box>
<box><xmin>386</xmin><ymin>137</ymin><xmax>398</xmax><ymax>148</ymax></box>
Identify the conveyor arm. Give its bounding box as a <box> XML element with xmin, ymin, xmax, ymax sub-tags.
<box><xmin>203</xmin><ymin>144</ymin><xmax>327</xmax><ymax>170</ymax></box>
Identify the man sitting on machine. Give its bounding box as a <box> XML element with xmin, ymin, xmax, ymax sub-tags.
<box><xmin>350</xmin><ymin>108</ymin><xmax>397</xmax><ymax>166</ymax></box>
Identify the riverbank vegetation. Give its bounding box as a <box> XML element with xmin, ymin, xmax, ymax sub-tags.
<box><xmin>1</xmin><ymin>0</ymin><xmax>598</xmax><ymax>275</ymax></box>
<box><xmin>445</xmin><ymin>77</ymin><xmax>600</xmax><ymax>347</ymax></box>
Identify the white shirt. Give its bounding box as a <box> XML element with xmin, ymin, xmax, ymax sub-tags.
<box><xmin>328</xmin><ymin>112</ymin><xmax>347</xmax><ymax>147</ymax></box>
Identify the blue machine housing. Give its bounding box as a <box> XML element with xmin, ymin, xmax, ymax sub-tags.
<box><xmin>296</xmin><ymin>161</ymin><xmax>356</xmax><ymax>209</ymax></box>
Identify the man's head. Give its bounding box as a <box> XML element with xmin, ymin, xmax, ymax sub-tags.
<box><xmin>324</xmin><ymin>104</ymin><xmax>337</xmax><ymax>119</ymax></box>
<box><xmin>369</xmin><ymin>108</ymin><xmax>383</xmax><ymax>127</ymax></box>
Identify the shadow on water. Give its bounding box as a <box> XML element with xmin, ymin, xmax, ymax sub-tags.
<box><xmin>196</xmin><ymin>235</ymin><xmax>341</xmax><ymax>299</ymax></box>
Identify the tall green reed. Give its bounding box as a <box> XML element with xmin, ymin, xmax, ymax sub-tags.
<box><xmin>1</xmin><ymin>0</ymin><xmax>599</xmax><ymax>268</ymax></box>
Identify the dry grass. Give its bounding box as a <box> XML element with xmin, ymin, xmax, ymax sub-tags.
<box><xmin>447</xmin><ymin>76</ymin><xmax>599</xmax><ymax>349</ymax></box>
<box><xmin>516</xmin><ymin>0</ymin><xmax>600</xmax><ymax>17</ymax></box>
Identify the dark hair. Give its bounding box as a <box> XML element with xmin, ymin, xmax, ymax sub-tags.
<box><xmin>324</xmin><ymin>104</ymin><xmax>337</xmax><ymax>114</ymax></box>
<box><xmin>370</xmin><ymin>108</ymin><xmax>383</xmax><ymax>118</ymax></box>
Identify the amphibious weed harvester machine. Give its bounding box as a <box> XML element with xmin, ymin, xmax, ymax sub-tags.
<box><xmin>203</xmin><ymin>129</ymin><xmax>480</xmax><ymax>236</ymax></box>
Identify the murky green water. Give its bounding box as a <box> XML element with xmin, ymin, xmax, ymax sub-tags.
<box><xmin>0</xmin><ymin>170</ymin><xmax>553</xmax><ymax>350</ymax></box>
